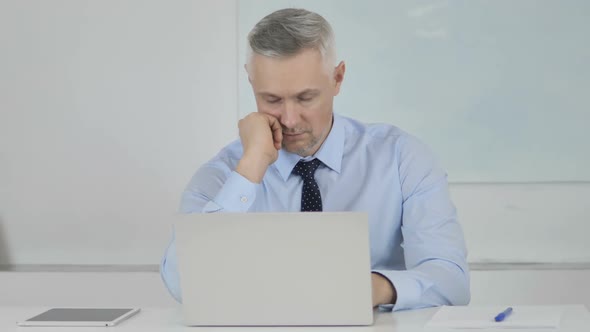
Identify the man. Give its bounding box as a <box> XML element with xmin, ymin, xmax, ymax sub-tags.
<box><xmin>161</xmin><ymin>8</ymin><xmax>470</xmax><ymax>311</ymax></box>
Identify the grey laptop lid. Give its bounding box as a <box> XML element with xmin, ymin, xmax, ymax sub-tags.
<box><xmin>174</xmin><ymin>212</ymin><xmax>373</xmax><ymax>326</ymax></box>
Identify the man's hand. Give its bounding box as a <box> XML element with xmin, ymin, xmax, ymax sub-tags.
<box><xmin>236</xmin><ymin>113</ymin><xmax>283</xmax><ymax>183</ymax></box>
<box><xmin>371</xmin><ymin>272</ymin><xmax>396</xmax><ymax>307</ymax></box>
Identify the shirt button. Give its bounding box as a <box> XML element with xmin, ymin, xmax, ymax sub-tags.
<box><xmin>240</xmin><ymin>196</ymin><xmax>248</xmax><ymax>203</ymax></box>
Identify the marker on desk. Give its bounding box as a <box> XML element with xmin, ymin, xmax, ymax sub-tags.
<box><xmin>494</xmin><ymin>307</ymin><xmax>513</xmax><ymax>322</ymax></box>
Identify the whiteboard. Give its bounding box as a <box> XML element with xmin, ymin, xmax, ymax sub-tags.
<box><xmin>238</xmin><ymin>0</ymin><xmax>590</xmax><ymax>183</ymax></box>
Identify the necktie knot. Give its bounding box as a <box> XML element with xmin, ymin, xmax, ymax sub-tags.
<box><xmin>292</xmin><ymin>159</ymin><xmax>322</xmax><ymax>180</ymax></box>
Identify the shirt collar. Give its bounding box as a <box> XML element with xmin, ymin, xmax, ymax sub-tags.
<box><xmin>273</xmin><ymin>113</ymin><xmax>344</xmax><ymax>182</ymax></box>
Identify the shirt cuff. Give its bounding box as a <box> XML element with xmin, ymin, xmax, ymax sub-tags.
<box><xmin>372</xmin><ymin>269</ymin><xmax>433</xmax><ymax>311</ymax></box>
<box><xmin>203</xmin><ymin>171</ymin><xmax>258</xmax><ymax>212</ymax></box>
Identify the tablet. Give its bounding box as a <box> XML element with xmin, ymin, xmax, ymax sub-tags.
<box><xmin>16</xmin><ymin>308</ymin><xmax>140</xmax><ymax>327</ymax></box>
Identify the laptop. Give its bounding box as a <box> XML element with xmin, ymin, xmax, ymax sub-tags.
<box><xmin>174</xmin><ymin>212</ymin><xmax>374</xmax><ymax>326</ymax></box>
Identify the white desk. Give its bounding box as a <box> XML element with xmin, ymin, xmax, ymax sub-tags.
<box><xmin>2</xmin><ymin>305</ymin><xmax>589</xmax><ymax>331</ymax></box>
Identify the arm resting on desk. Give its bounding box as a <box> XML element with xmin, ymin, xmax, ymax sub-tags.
<box><xmin>373</xmin><ymin>135</ymin><xmax>470</xmax><ymax>311</ymax></box>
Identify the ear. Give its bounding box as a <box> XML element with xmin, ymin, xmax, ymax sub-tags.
<box><xmin>333</xmin><ymin>61</ymin><xmax>346</xmax><ymax>96</ymax></box>
<box><xmin>244</xmin><ymin>64</ymin><xmax>253</xmax><ymax>84</ymax></box>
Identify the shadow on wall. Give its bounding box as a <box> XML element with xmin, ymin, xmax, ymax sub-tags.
<box><xmin>0</xmin><ymin>215</ymin><xmax>11</xmax><ymax>270</ymax></box>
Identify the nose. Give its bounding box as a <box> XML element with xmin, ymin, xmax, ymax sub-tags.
<box><xmin>279</xmin><ymin>101</ymin><xmax>299</xmax><ymax>129</ymax></box>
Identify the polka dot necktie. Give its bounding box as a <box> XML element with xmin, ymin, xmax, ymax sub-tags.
<box><xmin>292</xmin><ymin>159</ymin><xmax>323</xmax><ymax>212</ymax></box>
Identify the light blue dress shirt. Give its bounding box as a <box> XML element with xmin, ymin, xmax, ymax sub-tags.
<box><xmin>160</xmin><ymin>114</ymin><xmax>470</xmax><ymax>311</ymax></box>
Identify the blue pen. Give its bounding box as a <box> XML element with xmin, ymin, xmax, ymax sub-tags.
<box><xmin>494</xmin><ymin>307</ymin><xmax>513</xmax><ymax>322</ymax></box>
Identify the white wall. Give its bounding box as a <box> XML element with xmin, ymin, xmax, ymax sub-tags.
<box><xmin>1</xmin><ymin>0</ymin><xmax>589</xmax><ymax>307</ymax></box>
<box><xmin>0</xmin><ymin>0</ymin><xmax>237</xmax><ymax>265</ymax></box>
<box><xmin>453</xmin><ymin>183</ymin><xmax>590</xmax><ymax>264</ymax></box>
<box><xmin>2</xmin><ymin>0</ymin><xmax>588</xmax><ymax>267</ymax></box>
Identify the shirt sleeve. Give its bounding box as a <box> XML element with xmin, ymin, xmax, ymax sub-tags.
<box><xmin>160</xmin><ymin>156</ymin><xmax>260</xmax><ymax>302</ymax></box>
<box><xmin>374</xmin><ymin>134</ymin><xmax>470</xmax><ymax>311</ymax></box>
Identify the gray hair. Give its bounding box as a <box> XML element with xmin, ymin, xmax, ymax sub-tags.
<box><xmin>247</xmin><ymin>8</ymin><xmax>336</xmax><ymax>71</ymax></box>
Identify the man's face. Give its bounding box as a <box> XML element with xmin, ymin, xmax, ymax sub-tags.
<box><xmin>247</xmin><ymin>49</ymin><xmax>345</xmax><ymax>156</ymax></box>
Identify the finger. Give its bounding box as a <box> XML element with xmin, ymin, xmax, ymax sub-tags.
<box><xmin>267</xmin><ymin>116</ymin><xmax>283</xmax><ymax>150</ymax></box>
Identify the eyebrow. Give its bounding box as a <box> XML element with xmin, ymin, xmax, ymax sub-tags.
<box><xmin>258</xmin><ymin>89</ymin><xmax>320</xmax><ymax>99</ymax></box>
